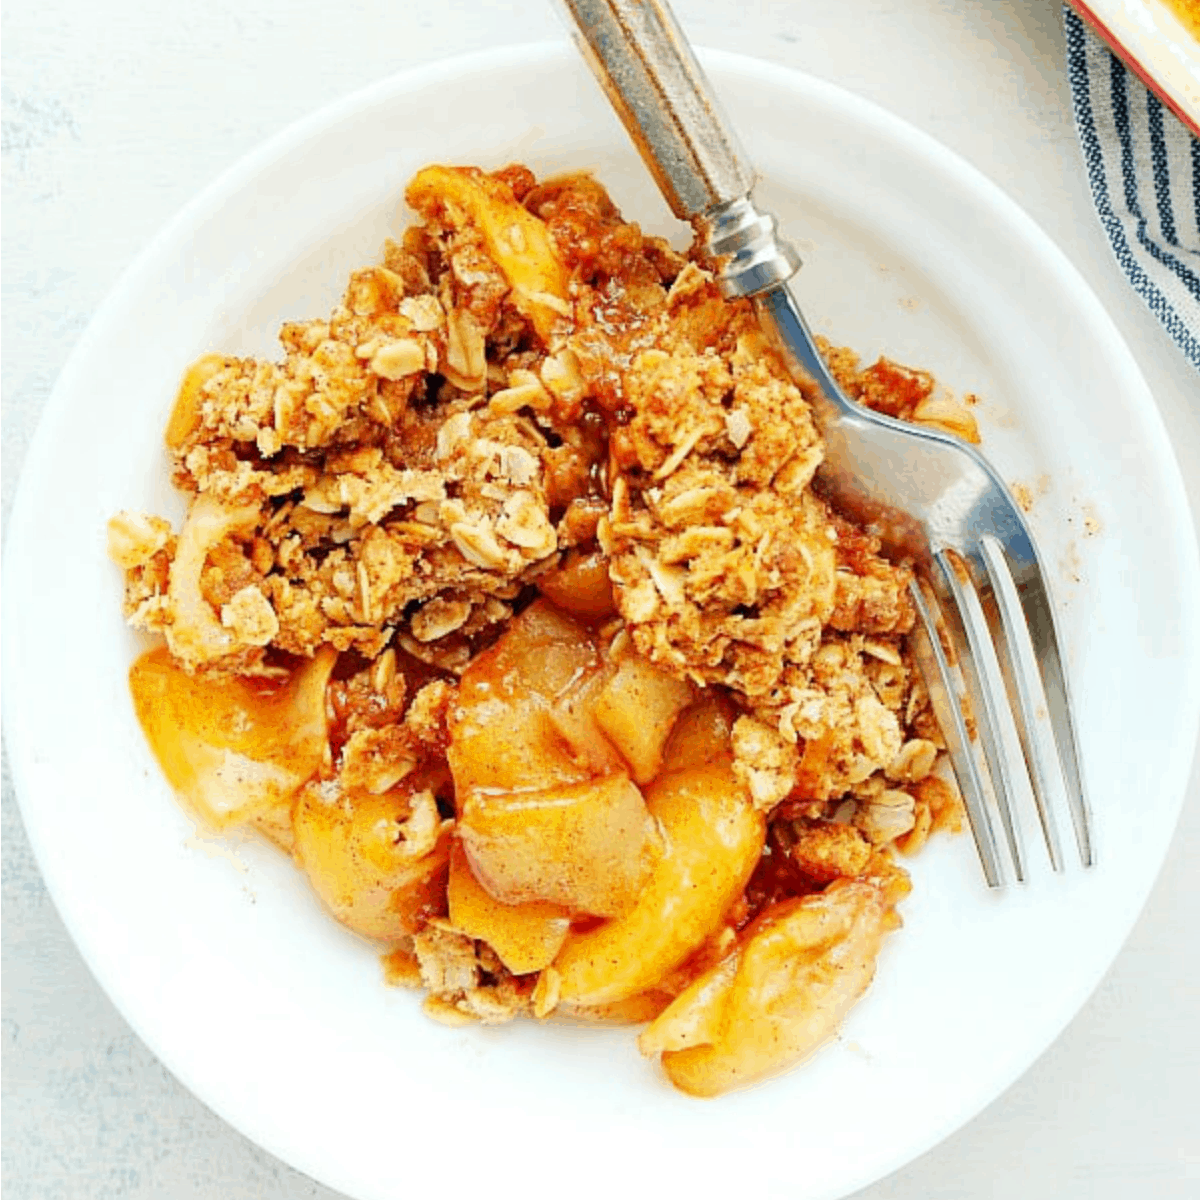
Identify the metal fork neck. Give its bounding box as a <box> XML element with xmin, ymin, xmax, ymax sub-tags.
<box><xmin>554</xmin><ymin>0</ymin><xmax>800</xmax><ymax>298</ymax></box>
<box><xmin>699</xmin><ymin>195</ymin><xmax>802</xmax><ymax>298</ymax></box>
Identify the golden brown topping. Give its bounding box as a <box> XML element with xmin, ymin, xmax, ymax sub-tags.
<box><xmin>854</xmin><ymin>788</ymin><xmax>919</xmax><ymax>846</ymax></box>
<box><xmin>107</xmin><ymin>510</ymin><xmax>174</xmax><ymax>569</ymax></box>
<box><xmin>116</xmin><ymin>163</ymin><xmax>969</xmax><ymax>1096</ymax></box>
<box><xmin>730</xmin><ymin>716</ymin><xmax>800</xmax><ymax>810</ymax></box>
<box><xmin>786</xmin><ymin>820</ymin><xmax>873</xmax><ymax>883</ymax></box>
<box><xmin>413</xmin><ymin>921</ymin><xmax>531</xmax><ymax>1025</ymax></box>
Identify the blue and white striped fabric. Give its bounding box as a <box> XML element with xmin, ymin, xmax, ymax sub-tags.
<box><xmin>1064</xmin><ymin>6</ymin><xmax>1200</xmax><ymax>370</ymax></box>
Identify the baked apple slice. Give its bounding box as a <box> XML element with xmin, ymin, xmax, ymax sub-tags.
<box><xmin>449</xmin><ymin>600</ymin><xmax>655</xmax><ymax>917</ymax></box>
<box><xmin>553</xmin><ymin>752</ymin><xmax>765</xmax><ymax>1007</ymax></box>
<box><xmin>446</xmin><ymin>842</ymin><xmax>570</xmax><ymax>975</ymax></box>
<box><xmin>129</xmin><ymin>644</ymin><xmax>335</xmax><ymax>831</ymax></box>
<box><xmin>293</xmin><ymin>779</ymin><xmax>451</xmax><ymax>941</ymax></box>
<box><xmin>639</xmin><ymin>879</ymin><xmax>893</xmax><ymax>1096</ymax></box>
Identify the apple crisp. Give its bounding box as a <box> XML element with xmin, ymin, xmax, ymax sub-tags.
<box><xmin>110</xmin><ymin>163</ymin><xmax>971</xmax><ymax>1097</ymax></box>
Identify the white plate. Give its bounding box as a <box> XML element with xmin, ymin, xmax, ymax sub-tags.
<box><xmin>6</xmin><ymin>43</ymin><xmax>1200</xmax><ymax>1200</ymax></box>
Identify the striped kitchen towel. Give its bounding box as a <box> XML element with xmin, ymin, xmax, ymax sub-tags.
<box><xmin>1064</xmin><ymin>6</ymin><xmax>1200</xmax><ymax>370</ymax></box>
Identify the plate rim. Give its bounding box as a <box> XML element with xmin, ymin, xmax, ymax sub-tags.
<box><xmin>6</xmin><ymin>39</ymin><xmax>1200</xmax><ymax>1200</ymax></box>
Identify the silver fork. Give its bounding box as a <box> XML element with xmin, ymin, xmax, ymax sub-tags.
<box><xmin>559</xmin><ymin>0</ymin><xmax>1094</xmax><ymax>886</ymax></box>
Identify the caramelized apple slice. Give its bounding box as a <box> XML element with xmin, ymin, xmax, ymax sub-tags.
<box><xmin>448</xmin><ymin>600</ymin><xmax>607</xmax><ymax>795</ymax></box>
<box><xmin>552</xmin><ymin>757</ymin><xmax>765</xmax><ymax>1006</ymax></box>
<box><xmin>165</xmin><ymin>493</ymin><xmax>263</xmax><ymax>671</ymax></box>
<box><xmin>129</xmin><ymin>644</ymin><xmax>336</xmax><ymax>830</ymax></box>
<box><xmin>459</xmin><ymin>772</ymin><xmax>654</xmax><ymax>917</ymax></box>
<box><xmin>661</xmin><ymin>695</ymin><xmax>738</xmax><ymax>773</ymax></box>
<box><xmin>537</xmin><ymin>549</ymin><xmax>616</xmax><ymax>621</ymax></box>
<box><xmin>558</xmin><ymin>990</ymin><xmax>674</xmax><ymax>1025</ymax></box>
<box><xmin>293</xmin><ymin>780</ymin><xmax>451</xmax><ymax>941</ymax></box>
<box><xmin>593</xmin><ymin>654</ymin><xmax>695</xmax><ymax>783</ymax></box>
<box><xmin>544</xmin><ymin>661</ymin><xmax>624</xmax><ymax>779</ymax></box>
<box><xmin>639</xmin><ymin>879</ymin><xmax>892</xmax><ymax>1097</ymax></box>
<box><xmin>449</xmin><ymin>599</ymin><xmax>651</xmax><ymax>916</ymax></box>
<box><xmin>250</xmin><ymin>804</ymin><xmax>297</xmax><ymax>855</ymax></box>
<box><xmin>165</xmin><ymin>354</ymin><xmax>226</xmax><ymax>450</ymax></box>
<box><xmin>446</xmin><ymin>842</ymin><xmax>570</xmax><ymax>975</ymax></box>
<box><xmin>406</xmin><ymin>165</ymin><xmax>570</xmax><ymax>343</ymax></box>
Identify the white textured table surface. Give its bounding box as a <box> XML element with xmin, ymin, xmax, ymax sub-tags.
<box><xmin>4</xmin><ymin>1</ymin><xmax>1199</xmax><ymax>1197</ymax></box>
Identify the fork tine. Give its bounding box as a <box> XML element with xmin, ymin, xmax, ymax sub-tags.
<box><xmin>1023</xmin><ymin>594</ymin><xmax>1094</xmax><ymax>866</ymax></box>
<box><xmin>976</xmin><ymin>536</ymin><xmax>1062</xmax><ymax>869</ymax></box>
<box><xmin>908</xmin><ymin>578</ymin><xmax>1003</xmax><ymax>887</ymax></box>
<box><xmin>932</xmin><ymin>550</ymin><xmax>1027</xmax><ymax>882</ymax></box>
<box><xmin>981</xmin><ymin>535</ymin><xmax>1093</xmax><ymax>867</ymax></box>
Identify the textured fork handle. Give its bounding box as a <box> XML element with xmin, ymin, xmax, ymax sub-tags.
<box><xmin>556</xmin><ymin>0</ymin><xmax>801</xmax><ymax>296</ymax></box>
<box><xmin>556</xmin><ymin>0</ymin><xmax>752</xmax><ymax>217</ymax></box>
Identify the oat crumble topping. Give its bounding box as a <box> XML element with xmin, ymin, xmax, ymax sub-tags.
<box><xmin>112</xmin><ymin>163</ymin><xmax>974</xmax><ymax>1096</ymax></box>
